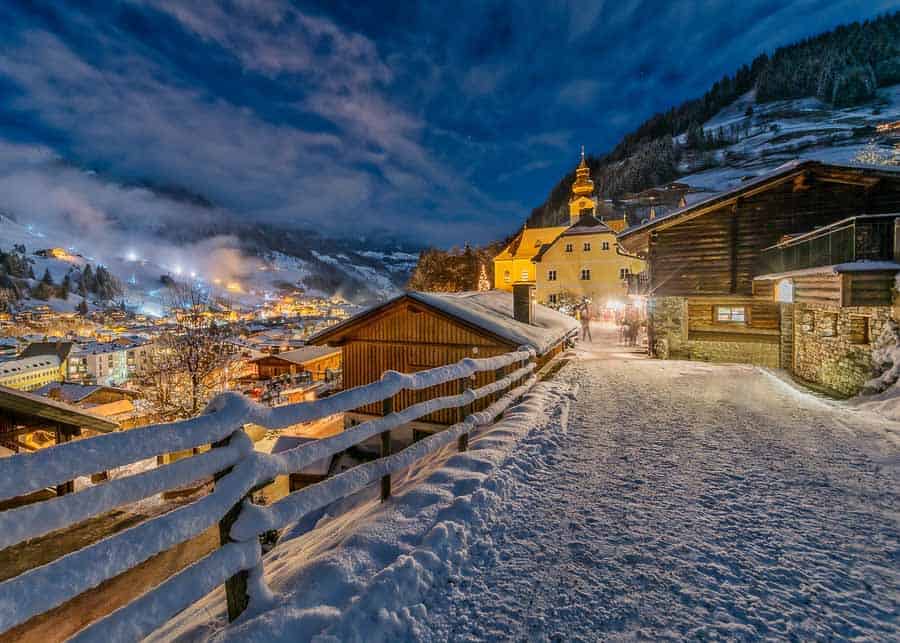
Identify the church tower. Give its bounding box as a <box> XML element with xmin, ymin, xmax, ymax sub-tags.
<box><xmin>568</xmin><ymin>146</ymin><xmax>596</xmax><ymax>225</ymax></box>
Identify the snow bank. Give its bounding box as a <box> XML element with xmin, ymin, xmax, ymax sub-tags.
<box><xmin>158</xmin><ymin>380</ymin><xmax>573</xmax><ymax>642</ymax></box>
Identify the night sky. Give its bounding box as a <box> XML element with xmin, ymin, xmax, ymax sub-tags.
<box><xmin>0</xmin><ymin>1</ymin><xmax>897</xmax><ymax>246</ymax></box>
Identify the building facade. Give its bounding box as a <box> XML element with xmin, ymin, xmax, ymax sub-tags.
<box><xmin>618</xmin><ymin>161</ymin><xmax>900</xmax><ymax>396</ymax></box>
<box><xmin>493</xmin><ymin>149</ymin><xmax>644</xmax><ymax>304</ymax></box>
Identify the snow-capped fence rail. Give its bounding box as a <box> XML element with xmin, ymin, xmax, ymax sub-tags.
<box><xmin>0</xmin><ymin>348</ymin><xmax>537</xmax><ymax>639</ymax></box>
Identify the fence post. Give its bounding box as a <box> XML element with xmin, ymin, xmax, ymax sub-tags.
<box><xmin>494</xmin><ymin>366</ymin><xmax>505</xmax><ymax>404</ymax></box>
<box><xmin>380</xmin><ymin>397</ymin><xmax>392</xmax><ymax>501</ymax></box>
<box><xmin>213</xmin><ymin>431</ymin><xmax>251</xmax><ymax>622</ymax></box>
<box><xmin>457</xmin><ymin>378</ymin><xmax>470</xmax><ymax>452</ymax></box>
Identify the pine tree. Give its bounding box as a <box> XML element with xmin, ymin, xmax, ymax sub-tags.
<box><xmin>40</xmin><ymin>268</ymin><xmax>54</xmax><ymax>286</ymax></box>
<box><xmin>59</xmin><ymin>273</ymin><xmax>72</xmax><ymax>300</ymax></box>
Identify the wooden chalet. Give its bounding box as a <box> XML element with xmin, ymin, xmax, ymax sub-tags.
<box><xmin>250</xmin><ymin>345</ymin><xmax>341</xmax><ymax>381</ymax></box>
<box><xmin>308</xmin><ymin>290</ymin><xmax>578</xmax><ymax>430</ymax></box>
<box><xmin>618</xmin><ymin>160</ymin><xmax>900</xmax><ymax>395</ymax></box>
<box><xmin>0</xmin><ymin>385</ymin><xmax>118</xmax><ymax>499</ymax></box>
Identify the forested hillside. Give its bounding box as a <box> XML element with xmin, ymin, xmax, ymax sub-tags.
<box><xmin>528</xmin><ymin>12</ymin><xmax>900</xmax><ymax>228</ymax></box>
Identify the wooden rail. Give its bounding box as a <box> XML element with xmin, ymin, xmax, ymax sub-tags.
<box><xmin>0</xmin><ymin>348</ymin><xmax>537</xmax><ymax>640</ymax></box>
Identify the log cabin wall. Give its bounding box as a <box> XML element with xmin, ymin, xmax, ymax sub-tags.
<box><xmin>339</xmin><ymin>303</ymin><xmax>515</xmax><ymax>425</ymax></box>
<box><xmin>645</xmin><ymin>170</ymin><xmax>900</xmax><ymax>370</ymax></box>
<box><xmin>648</xmin><ymin>174</ymin><xmax>900</xmax><ymax>298</ymax></box>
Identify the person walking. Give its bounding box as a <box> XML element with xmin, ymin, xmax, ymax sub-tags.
<box><xmin>580</xmin><ymin>302</ymin><xmax>593</xmax><ymax>343</ymax></box>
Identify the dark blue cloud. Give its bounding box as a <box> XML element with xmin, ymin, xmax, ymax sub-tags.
<box><xmin>0</xmin><ymin>0</ymin><xmax>896</xmax><ymax>245</ymax></box>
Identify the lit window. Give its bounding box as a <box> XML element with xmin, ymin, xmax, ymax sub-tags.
<box><xmin>565</xmin><ymin>244</ymin><xmax>573</xmax><ymax>253</ymax></box>
<box><xmin>521</xmin><ymin>270</ymin><xmax>529</xmax><ymax>281</ymax></box>
<box><xmin>583</xmin><ymin>242</ymin><xmax>591</xmax><ymax>251</ymax></box>
<box><xmin>602</xmin><ymin>241</ymin><xmax>610</xmax><ymax>251</ymax></box>
<box><xmin>548</xmin><ymin>270</ymin><xmax>557</xmax><ymax>281</ymax></box>
<box><xmin>580</xmin><ymin>269</ymin><xmax>591</xmax><ymax>280</ymax></box>
<box><xmin>715</xmin><ymin>306</ymin><xmax>746</xmax><ymax>323</ymax></box>
<box><xmin>503</xmin><ymin>271</ymin><xmax>511</xmax><ymax>283</ymax></box>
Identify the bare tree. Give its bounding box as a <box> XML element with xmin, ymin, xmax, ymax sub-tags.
<box><xmin>140</xmin><ymin>281</ymin><xmax>234</xmax><ymax>420</ymax></box>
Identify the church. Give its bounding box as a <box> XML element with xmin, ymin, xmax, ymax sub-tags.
<box><xmin>493</xmin><ymin>150</ymin><xmax>644</xmax><ymax>309</ymax></box>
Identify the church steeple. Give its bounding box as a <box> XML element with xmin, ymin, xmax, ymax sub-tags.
<box><xmin>569</xmin><ymin>146</ymin><xmax>596</xmax><ymax>224</ymax></box>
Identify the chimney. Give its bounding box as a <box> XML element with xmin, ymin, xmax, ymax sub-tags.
<box><xmin>513</xmin><ymin>284</ymin><xmax>534</xmax><ymax>325</ymax></box>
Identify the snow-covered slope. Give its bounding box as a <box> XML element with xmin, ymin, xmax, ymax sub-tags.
<box><xmin>678</xmin><ymin>85</ymin><xmax>900</xmax><ymax>193</ymax></box>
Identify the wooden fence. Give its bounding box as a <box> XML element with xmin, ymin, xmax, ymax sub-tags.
<box><xmin>0</xmin><ymin>348</ymin><xmax>537</xmax><ymax>641</ymax></box>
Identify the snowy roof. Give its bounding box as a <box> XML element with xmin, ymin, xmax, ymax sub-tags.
<box><xmin>34</xmin><ymin>382</ymin><xmax>103</xmax><ymax>403</ymax></box>
<box><xmin>0</xmin><ymin>355</ymin><xmax>60</xmax><ymax>376</ymax></box>
<box><xmin>533</xmin><ymin>214</ymin><xmax>615</xmax><ymax>262</ymax></box>
<box><xmin>495</xmin><ymin>225</ymin><xmax>568</xmax><ymax>261</ymax></box>
<box><xmin>754</xmin><ymin>261</ymin><xmax>900</xmax><ymax>281</ymax></box>
<box><xmin>618</xmin><ymin>160</ymin><xmax>900</xmax><ymax>249</ymax></box>
<box><xmin>560</xmin><ymin>214</ymin><xmax>614</xmax><ymax>237</ymax></box>
<box><xmin>251</xmin><ymin>345</ymin><xmax>340</xmax><ymax>365</ymax></box>
<box><xmin>0</xmin><ymin>384</ymin><xmax>118</xmax><ymax>432</ymax></box>
<box><xmin>311</xmin><ymin>291</ymin><xmax>578</xmax><ymax>355</ymax></box>
<box><xmin>18</xmin><ymin>341</ymin><xmax>74</xmax><ymax>362</ymax></box>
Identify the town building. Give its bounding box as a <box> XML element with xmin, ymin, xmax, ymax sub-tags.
<box><xmin>309</xmin><ymin>289</ymin><xmax>577</xmax><ymax>432</ymax></box>
<box><xmin>533</xmin><ymin>213</ymin><xmax>644</xmax><ymax>308</ymax></box>
<box><xmin>494</xmin><ymin>149</ymin><xmax>644</xmax><ymax>309</ymax></box>
<box><xmin>617</xmin><ymin>160</ymin><xmax>900</xmax><ymax>396</ymax></box>
<box><xmin>0</xmin><ymin>356</ymin><xmax>63</xmax><ymax>391</ymax></box>
<box><xmin>250</xmin><ymin>345</ymin><xmax>342</xmax><ymax>382</ymax></box>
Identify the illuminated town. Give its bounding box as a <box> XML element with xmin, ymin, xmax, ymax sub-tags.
<box><xmin>1</xmin><ymin>4</ymin><xmax>899</xmax><ymax>642</ymax></box>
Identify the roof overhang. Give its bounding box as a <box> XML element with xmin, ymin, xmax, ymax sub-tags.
<box><xmin>617</xmin><ymin>161</ymin><xmax>899</xmax><ymax>254</ymax></box>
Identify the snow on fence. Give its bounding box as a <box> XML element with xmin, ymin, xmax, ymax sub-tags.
<box><xmin>0</xmin><ymin>348</ymin><xmax>538</xmax><ymax>639</ymax></box>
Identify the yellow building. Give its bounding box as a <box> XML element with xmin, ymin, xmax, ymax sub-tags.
<box><xmin>0</xmin><ymin>355</ymin><xmax>64</xmax><ymax>391</ymax></box>
<box><xmin>493</xmin><ymin>148</ymin><xmax>643</xmax><ymax>299</ymax></box>
<box><xmin>493</xmin><ymin>223</ymin><xmax>567</xmax><ymax>291</ymax></box>
<box><xmin>536</xmin><ymin>150</ymin><xmax>644</xmax><ymax>307</ymax></box>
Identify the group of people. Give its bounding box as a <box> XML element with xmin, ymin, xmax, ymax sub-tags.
<box><xmin>575</xmin><ymin>301</ymin><xmax>644</xmax><ymax>347</ymax></box>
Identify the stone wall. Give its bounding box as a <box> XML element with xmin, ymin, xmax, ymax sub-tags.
<box><xmin>793</xmin><ymin>302</ymin><xmax>890</xmax><ymax>397</ymax></box>
<box><xmin>649</xmin><ymin>296</ymin><xmax>779</xmax><ymax>367</ymax></box>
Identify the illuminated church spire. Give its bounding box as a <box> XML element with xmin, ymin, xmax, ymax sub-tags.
<box><xmin>569</xmin><ymin>146</ymin><xmax>596</xmax><ymax>224</ymax></box>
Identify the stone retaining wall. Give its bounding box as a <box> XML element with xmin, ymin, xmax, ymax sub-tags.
<box><xmin>792</xmin><ymin>302</ymin><xmax>890</xmax><ymax>397</ymax></box>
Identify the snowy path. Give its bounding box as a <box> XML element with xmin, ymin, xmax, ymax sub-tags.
<box><xmin>418</xmin><ymin>346</ymin><xmax>900</xmax><ymax>640</ymax></box>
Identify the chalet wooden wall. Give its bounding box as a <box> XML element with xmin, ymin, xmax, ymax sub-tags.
<box><xmin>340</xmin><ymin>304</ymin><xmax>514</xmax><ymax>425</ymax></box>
<box><xmin>648</xmin><ymin>174</ymin><xmax>900</xmax><ymax>298</ymax></box>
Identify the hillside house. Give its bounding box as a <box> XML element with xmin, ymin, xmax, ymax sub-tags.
<box><xmin>617</xmin><ymin>160</ymin><xmax>900</xmax><ymax>395</ymax></box>
<box><xmin>309</xmin><ymin>289</ymin><xmax>577</xmax><ymax>431</ymax></box>
<box><xmin>250</xmin><ymin>346</ymin><xmax>341</xmax><ymax>382</ymax></box>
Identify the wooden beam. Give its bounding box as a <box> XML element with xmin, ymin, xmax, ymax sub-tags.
<box><xmin>380</xmin><ymin>397</ymin><xmax>392</xmax><ymax>502</ymax></box>
<box><xmin>730</xmin><ymin>199</ymin><xmax>740</xmax><ymax>294</ymax></box>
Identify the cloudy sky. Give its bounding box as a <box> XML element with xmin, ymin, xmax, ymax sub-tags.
<box><xmin>0</xmin><ymin>1</ymin><xmax>896</xmax><ymax>246</ymax></box>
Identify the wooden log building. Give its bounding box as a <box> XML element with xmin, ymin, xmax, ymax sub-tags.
<box><xmin>0</xmin><ymin>385</ymin><xmax>118</xmax><ymax>502</ymax></box>
<box><xmin>618</xmin><ymin>160</ymin><xmax>900</xmax><ymax>395</ymax></box>
<box><xmin>308</xmin><ymin>289</ymin><xmax>578</xmax><ymax>432</ymax></box>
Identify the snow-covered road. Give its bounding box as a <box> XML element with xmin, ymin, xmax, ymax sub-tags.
<box><xmin>419</xmin><ymin>344</ymin><xmax>900</xmax><ymax>641</ymax></box>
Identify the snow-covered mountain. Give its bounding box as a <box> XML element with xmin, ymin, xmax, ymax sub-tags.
<box><xmin>0</xmin><ymin>210</ymin><xmax>419</xmax><ymax>315</ymax></box>
<box><xmin>676</xmin><ymin>85</ymin><xmax>900</xmax><ymax>193</ymax></box>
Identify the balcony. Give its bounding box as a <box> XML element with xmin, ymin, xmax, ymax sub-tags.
<box><xmin>757</xmin><ymin>215</ymin><xmax>898</xmax><ymax>276</ymax></box>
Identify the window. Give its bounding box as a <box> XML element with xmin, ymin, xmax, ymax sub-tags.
<box><xmin>565</xmin><ymin>243</ymin><xmax>573</xmax><ymax>253</ymax></box>
<box><xmin>548</xmin><ymin>294</ymin><xmax>558</xmax><ymax>304</ymax></box>
<box><xmin>580</xmin><ymin>269</ymin><xmax>591</xmax><ymax>280</ymax></box>
<box><xmin>548</xmin><ymin>270</ymin><xmax>557</xmax><ymax>281</ymax></box>
<box><xmin>503</xmin><ymin>271</ymin><xmax>510</xmax><ymax>283</ymax></box>
<box><xmin>520</xmin><ymin>270</ymin><xmax>529</xmax><ymax>281</ymax></box>
<box><xmin>619</xmin><ymin>268</ymin><xmax>629</xmax><ymax>280</ymax></box>
<box><xmin>602</xmin><ymin>241</ymin><xmax>610</xmax><ymax>251</ymax></box>
<box><xmin>818</xmin><ymin>312</ymin><xmax>838</xmax><ymax>338</ymax></box>
<box><xmin>715</xmin><ymin>306</ymin><xmax>746</xmax><ymax>323</ymax></box>
<box><xmin>849</xmin><ymin>315</ymin><xmax>870</xmax><ymax>344</ymax></box>
<box><xmin>583</xmin><ymin>242</ymin><xmax>591</xmax><ymax>252</ymax></box>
